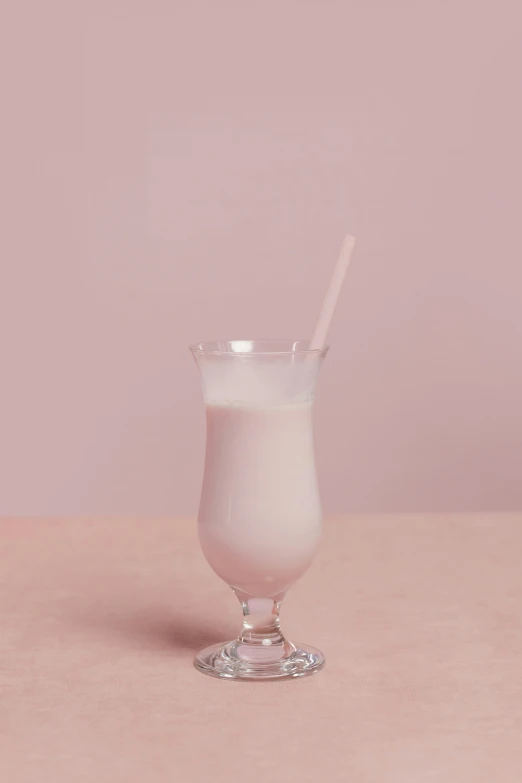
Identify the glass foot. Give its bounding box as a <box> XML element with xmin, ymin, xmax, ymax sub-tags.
<box><xmin>194</xmin><ymin>639</ymin><xmax>325</xmax><ymax>680</ymax></box>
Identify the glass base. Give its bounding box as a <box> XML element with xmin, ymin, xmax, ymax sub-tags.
<box><xmin>194</xmin><ymin>639</ymin><xmax>325</xmax><ymax>680</ymax></box>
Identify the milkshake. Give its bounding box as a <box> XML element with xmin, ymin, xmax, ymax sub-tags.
<box><xmin>191</xmin><ymin>339</ymin><xmax>328</xmax><ymax>679</ymax></box>
<box><xmin>198</xmin><ymin>402</ymin><xmax>322</xmax><ymax>598</ymax></box>
<box><xmin>190</xmin><ymin>236</ymin><xmax>355</xmax><ymax>679</ymax></box>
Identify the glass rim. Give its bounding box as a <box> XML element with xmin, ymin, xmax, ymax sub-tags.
<box><xmin>189</xmin><ymin>339</ymin><xmax>330</xmax><ymax>357</ymax></box>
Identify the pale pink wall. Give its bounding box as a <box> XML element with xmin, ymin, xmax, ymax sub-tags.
<box><xmin>1</xmin><ymin>1</ymin><xmax>521</xmax><ymax>516</ymax></box>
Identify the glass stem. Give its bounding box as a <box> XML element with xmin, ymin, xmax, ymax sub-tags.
<box><xmin>235</xmin><ymin>594</ymin><xmax>286</xmax><ymax>649</ymax></box>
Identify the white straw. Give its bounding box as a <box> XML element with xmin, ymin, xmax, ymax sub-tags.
<box><xmin>309</xmin><ymin>234</ymin><xmax>356</xmax><ymax>350</ymax></box>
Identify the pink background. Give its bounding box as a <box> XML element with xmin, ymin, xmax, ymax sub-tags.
<box><xmin>1</xmin><ymin>1</ymin><xmax>521</xmax><ymax>516</ymax></box>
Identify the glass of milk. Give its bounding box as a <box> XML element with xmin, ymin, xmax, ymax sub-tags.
<box><xmin>190</xmin><ymin>339</ymin><xmax>328</xmax><ymax>679</ymax></box>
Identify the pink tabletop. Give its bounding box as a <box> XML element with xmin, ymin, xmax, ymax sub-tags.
<box><xmin>1</xmin><ymin>515</ymin><xmax>521</xmax><ymax>782</ymax></box>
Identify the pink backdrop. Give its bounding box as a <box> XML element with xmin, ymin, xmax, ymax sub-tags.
<box><xmin>1</xmin><ymin>1</ymin><xmax>521</xmax><ymax>516</ymax></box>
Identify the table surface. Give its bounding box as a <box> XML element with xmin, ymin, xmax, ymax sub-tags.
<box><xmin>1</xmin><ymin>515</ymin><xmax>521</xmax><ymax>782</ymax></box>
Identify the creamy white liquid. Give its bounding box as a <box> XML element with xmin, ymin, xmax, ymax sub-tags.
<box><xmin>198</xmin><ymin>403</ymin><xmax>322</xmax><ymax>597</ymax></box>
